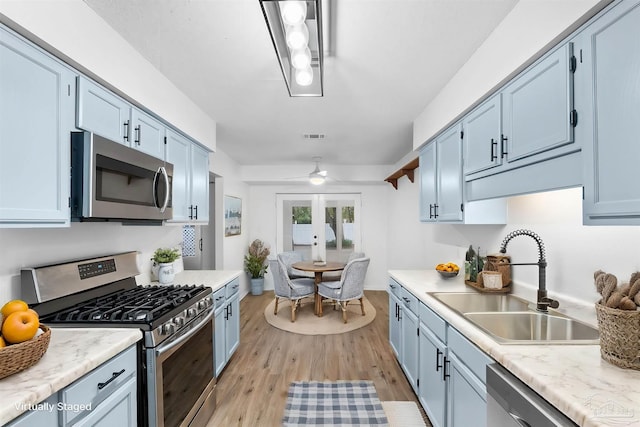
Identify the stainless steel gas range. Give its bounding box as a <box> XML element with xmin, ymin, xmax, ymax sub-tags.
<box><xmin>21</xmin><ymin>252</ymin><xmax>216</xmax><ymax>427</ymax></box>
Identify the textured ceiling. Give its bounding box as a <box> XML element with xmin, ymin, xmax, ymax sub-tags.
<box><xmin>84</xmin><ymin>0</ymin><xmax>519</xmax><ymax>166</ymax></box>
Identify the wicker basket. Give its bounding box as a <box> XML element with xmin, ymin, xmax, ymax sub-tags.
<box><xmin>595</xmin><ymin>303</ymin><xmax>640</xmax><ymax>370</ymax></box>
<box><xmin>0</xmin><ymin>324</ymin><xmax>51</xmax><ymax>380</ymax></box>
<box><xmin>484</xmin><ymin>254</ymin><xmax>512</xmax><ymax>287</ymax></box>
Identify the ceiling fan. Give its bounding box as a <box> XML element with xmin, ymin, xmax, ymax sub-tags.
<box><xmin>308</xmin><ymin>157</ymin><xmax>328</xmax><ymax>185</ymax></box>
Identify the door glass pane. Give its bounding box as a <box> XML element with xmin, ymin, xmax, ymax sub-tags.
<box><xmin>283</xmin><ymin>200</ymin><xmax>313</xmax><ymax>261</ymax></box>
<box><xmin>324</xmin><ymin>200</ymin><xmax>355</xmax><ymax>263</ymax></box>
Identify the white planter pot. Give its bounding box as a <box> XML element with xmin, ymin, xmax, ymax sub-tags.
<box><xmin>158</xmin><ymin>262</ymin><xmax>175</xmax><ymax>284</ymax></box>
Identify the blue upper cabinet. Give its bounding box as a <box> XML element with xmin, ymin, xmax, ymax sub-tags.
<box><xmin>131</xmin><ymin>108</ymin><xmax>166</xmax><ymax>159</ymax></box>
<box><xmin>464</xmin><ymin>41</ymin><xmax>581</xmax><ymax>202</ymax></box>
<box><xmin>462</xmin><ymin>94</ymin><xmax>502</xmax><ymax>176</ymax></box>
<box><xmin>419</xmin><ymin>140</ymin><xmax>438</xmax><ymax>222</ymax></box>
<box><xmin>0</xmin><ymin>26</ymin><xmax>76</xmax><ymax>227</ymax></box>
<box><xmin>165</xmin><ymin>129</ymin><xmax>210</xmax><ymax>223</ymax></box>
<box><xmin>77</xmin><ymin>76</ymin><xmax>131</xmax><ymax>144</ymax></box>
<box><xmin>581</xmin><ymin>0</ymin><xmax>640</xmax><ymax>225</ymax></box>
<box><xmin>436</xmin><ymin>125</ymin><xmax>464</xmax><ymax>222</ymax></box>
<box><xmin>501</xmin><ymin>43</ymin><xmax>575</xmax><ymax>164</ymax></box>
<box><xmin>77</xmin><ymin>76</ymin><xmax>169</xmax><ymax>160</ymax></box>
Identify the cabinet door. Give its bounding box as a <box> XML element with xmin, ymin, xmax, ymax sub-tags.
<box><xmin>77</xmin><ymin>76</ymin><xmax>131</xmax><ymax>144</ymax></box>
<box><xmin>214</xmin><ymin>304</ymin><xmax>226</xmax><ymax>377</ymax></box>
<box><xmin>502</xmin><ymin>43</ymin><xmax>574</xmax><ymax>163</ymax></box>
<box><xmin>190</xmin><ymin>144</ymin><xmax>210</xmax><ymax>223</ymax></box>
<box><xmin>131</xmin><ymin>108</ymin><xmax>165</xmax><ymax>159</ymax></box>
<box><xmin>462</xmin><ymin>95</ymin><xmax>502</xmax><ymax>175</ymax></box>
<box><xmin>446</xmin><ymin>352</ymin><xmax>487</xmax><ymax>427</ymax></box>
<box><xmin>225</xmin><ymin>292</ymin><xmax>240</xmax><ymax>360</ymax></box>
<box><xmin>418</xmin><ymin>323</ymin><xmax>447</xmax><ymax>427</ymax></box>
<box><xmin>72</xmin><ymin>377</ymin><xmax>137</xmax><ymax>427</ymax></box>
<box><xmin>388</xmin><ymin>292</ymin><xmax>401</xmax><ymax>358</ymax></box>
<box><xmin>436</xmin><ymin>124</ymin><xmax>463</xmax><ymax>222</ymax></box>
<box><xmin>419</xmin><ymin>142</ymin><xmax>437</xmax><ymax>222</ymax></box>
<box><xmin>581</xmin><ymin>1</ymin><xmax>640</xmax><ymax>223</ymax></box>
<box><xmin>0</xmin><ymin>27</ymin><xmax>74</xmax><ymax>227</ymax></box>
<box><xmin>165</xmin><ymin>129</ymin><xmax>191</xmax><ymax>221</ymax></box>
<box><xmin>5</xmin><ymin>396</ymin><xmax>57</xmax><ymax>427</ymax></box>
<box><xmin>400</xmin><ymin>306</ymin><xmax>419</xmax><ymax>392</ymax></box>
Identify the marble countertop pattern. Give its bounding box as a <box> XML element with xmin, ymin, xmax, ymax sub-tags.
<box><xmin>0</xmin><ymin>328</ymin><xmax>142</xmax><ymax>425</ymax></box>
<box><xmin>389</xmin><ymin>270</ymin><xmax>640</xmax><ymax>427</ymax></box>
<box><xmin>140</xmin><ymin>270</ymin><xmax>242</xmax><ymax>292</ymax></box>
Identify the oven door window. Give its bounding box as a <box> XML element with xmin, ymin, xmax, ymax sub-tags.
<box><xmin>95</xmin><ymin>154</ymin><xmax>170</xmax><ymax>208</ymax></box>
<box><xmin>160</xmin><ymin>319</ymin><xmax>213</xmax><ymax>427</ymax></box>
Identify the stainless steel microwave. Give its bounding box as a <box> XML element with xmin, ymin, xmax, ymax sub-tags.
<box><xmin>71</xmin><ymin>132</ymin><xmax>172</xmax><ymax>222</ymax></box>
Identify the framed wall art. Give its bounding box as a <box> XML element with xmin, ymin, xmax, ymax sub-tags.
<box><xmin>224</xmin><ymin>195</ymin><xmax>242</xmax><ymax>236</ymax></box>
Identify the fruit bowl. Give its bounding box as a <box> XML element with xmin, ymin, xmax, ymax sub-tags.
<box><xmin>435</xmin><ymin>262</ymin><xmax>460</xmax><ymax>279</ymax></box>
<box><xmin>437</xmin><ymin>270</ymin><xmax>459</xmax><ymax>279</ymax></box>
<box><xmin>0</xmin><ymin>324</ymin><xmax>51</xmax><ymax>380</ymax></box>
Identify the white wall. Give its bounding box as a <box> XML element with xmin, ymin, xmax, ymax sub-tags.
<box><xmin>387</xmin><ymin>172</ymin><xmax>640</xmax><ymax>306</ymax></box>
<box><xmin>247</xmin><ymin>183</ymin><xmax>390</xmax><ymax>291</ymax></box>
<box><xmin>413</xmin><ymin>0</ymin><xmax>608</xmax><ymax>148</ymax></box>
<box><xmin>211</xmin><ymin>151</ymin><xmax>251</xmax><ymax>295</ymax></box>
<box><xmin>0</xmin><ymin>223</ymin><xmax>182</xmax><ymax>303</ymax></box>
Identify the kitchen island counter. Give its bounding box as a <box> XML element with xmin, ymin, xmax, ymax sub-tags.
<box><xmin>0</xmin><ymin>327</ymin><xmax>142</xmax><ymax>425</ymax></box>
<box><xmin>390</xmin><ymin>270</ymin><xmax>640</xmax><ymax>427</ymax></box>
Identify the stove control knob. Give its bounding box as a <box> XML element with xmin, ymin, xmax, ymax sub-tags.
<box><xmin>197</xmin><ymin>300</ymin><xmax>207</xmax><ymax>310</ymax></box>
<box><xmin>187</xmin><ymin>308</ymin><xmax>197</xmax><ymax>318</ymax></box>
<box><xmin>173</xmin><ymin>316</ymin><xmax>185</xmax><ymax>327</ymax></box>
<box><xmin>161</xmin><ymin>322</ymin><xmax>175</xmax><ymax>335</ymax></box>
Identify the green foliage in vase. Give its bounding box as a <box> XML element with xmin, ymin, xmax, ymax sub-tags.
<box><xmin>152</xmin><ymin>247</ymin><xmax>180</xmax><ymax>263</ymax></box>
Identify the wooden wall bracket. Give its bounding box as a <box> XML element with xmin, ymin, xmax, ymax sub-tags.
<box><xmin>384</xmin><ymin>157</ymin><xmax>419</xmax><ymax>190</ymax></box>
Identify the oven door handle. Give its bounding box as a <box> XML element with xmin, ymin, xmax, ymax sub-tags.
<box><xmin>156</xmin><ymin>307</ymin><xmax>214</xmax><ymax>358</ymax></box>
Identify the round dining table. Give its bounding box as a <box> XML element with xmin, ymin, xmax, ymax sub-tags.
<box><xmin>291</xmin><ymin>261</ymin><xmax>345</xmax><ymax>316</ymax></box>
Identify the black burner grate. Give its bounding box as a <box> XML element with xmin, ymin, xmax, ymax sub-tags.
<box><xmin>41</xmin><ymin>285</ymin><xmax>207</xmax><ymax>324</ymax></box>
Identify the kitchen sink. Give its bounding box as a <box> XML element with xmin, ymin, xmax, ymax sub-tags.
<box><xmin>428</xmin><ymin>292</ymin><xmax>599</xmax><ymax>344</ymax></box>
<box><xmin>464</xmin><ymin>312</ymin><xmax>599</xmax><ymax>344</ymax></box>
<box><xmin>429</xmin><ymin>292</ymin><xmax>533</xmax><ymax>313</ymax></box>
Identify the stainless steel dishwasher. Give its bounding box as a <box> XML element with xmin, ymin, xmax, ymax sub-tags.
<box><xmin>487</xmin><ymin>364</ymin><xmax>578</xmax><ymax>427</ymax></box>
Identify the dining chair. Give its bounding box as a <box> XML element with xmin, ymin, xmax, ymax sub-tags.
<box><xmin>269</xmin><ymin>259</ymin><xmax>315</xmax><ymax>322</ymax></box>
<box><xmin>277</xmin><ymin>251</ymin><xmax>314</xmax><ymax>279</ymax></box>
<box><xmin>317</xmin><ymin>257</ymin><xmax>370</xmax><ymax>323</ymax></box>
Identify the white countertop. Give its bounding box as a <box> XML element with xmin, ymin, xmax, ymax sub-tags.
<box><xmin>141</xmin><ymin>269</ymin><xmax>242</xmax><ymax>292</ymax></box>
<box><xmin>389</xmin><ymin>270</ymin><xmax>640</xmax><ymax>427</ymax></box>
<box><xmin>0</xmin><ymin>328</ymin><xmax>142</xmax><ymax>425</ymax></box>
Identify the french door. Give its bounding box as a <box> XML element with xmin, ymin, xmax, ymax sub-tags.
<box><xmin>276</xmin><ymin>194</ymin><xmax>361</xmax><ymax>263</ymax></box>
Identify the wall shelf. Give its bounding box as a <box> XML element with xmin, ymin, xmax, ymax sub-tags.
<box><xmin>384</xmin><ymin>157</ymin><xmax>419</xmax><ymax>190</ymax></box>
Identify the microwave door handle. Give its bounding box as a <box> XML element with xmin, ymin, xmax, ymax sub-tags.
<box><xmin>152</xmin><ymin>167</ymin><xmax>160</xmax><ymax>209</ymax></box>
<box><xmin>159</xmin><ymin>166</ymin><xmax>169</xmax><ymax>213</ymax></box>
<box><xmin>152</xmin><ymin>166</ymin><xmax>170</xmax><ymax>213</ymax></box>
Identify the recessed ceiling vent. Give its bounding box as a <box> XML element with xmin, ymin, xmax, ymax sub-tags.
<box><xmin>304</xmin><ymin>134</ymin><xmax>325</xmax><ymax>140</ymax></box>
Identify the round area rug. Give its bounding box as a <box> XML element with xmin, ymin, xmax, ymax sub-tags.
<box><xmin>264</xmin><ymin>297</ymin><xmax>376</xmax><ymax>335</ymax></box>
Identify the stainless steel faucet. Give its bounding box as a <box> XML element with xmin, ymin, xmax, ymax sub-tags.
<box><xmin>499</xmin><ymin>229</ymin><xmax>559</xmax><ymax>312</ymax></box>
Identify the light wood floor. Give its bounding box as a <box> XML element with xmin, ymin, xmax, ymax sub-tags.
<box><xmin>205</xmin><ymin>290</ymin><xmax>430</xmax><ymax>427</ymax></box>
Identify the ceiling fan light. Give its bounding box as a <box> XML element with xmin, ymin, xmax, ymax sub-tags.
<box><xmin>285</xmin><ymin>23</ymin><xmax>309</xmax><ymax>50</ymax></box>
<box><xmin>295</xmin><ymin>66</ymin><xmax>314</xmax><ymax>86</ymax></box>
<box><xmin>309</xmin><ymin>173</ymin><xmax>326</xmax><ymax>185</ymax></box>
<box><xmin>280</xmin><ymin>1</ymin><xmax>307</xmax><ymax>26</ymax></box>
<box><xmin>291</xmin><ymin>47</ymin><xmax>312</xmax><ymax>69</ymax></box>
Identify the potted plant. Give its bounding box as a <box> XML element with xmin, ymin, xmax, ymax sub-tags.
<box><xmin>152</xmin><ymin>248</ymin><xmax>181</xmax><ymax>284</ymax></box>
<box><xmin>244</xmin><ymin>239</ymin><xmax>270</xmax><ymax>295</ymax></box>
